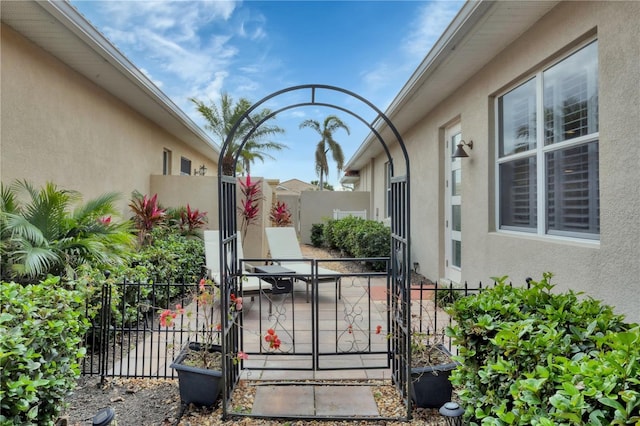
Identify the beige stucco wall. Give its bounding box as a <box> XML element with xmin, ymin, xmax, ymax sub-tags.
<box><xmin>1</xmin><ymin>24</ymin><xmax>216</xmax><ymax>216</ymax></box>
<box><xmin>298</xmin><ymin>191</ymin><xmax>371</xmax><ymax>244</ymax></box>
<box><xmin>360</xmin><ymin>1</ymin><xmax>640</xmax><ymax>322</ymax></box>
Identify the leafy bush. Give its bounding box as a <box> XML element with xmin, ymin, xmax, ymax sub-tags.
<box><xmin>1</xmin><ymin>180</ymin><xmax>134</xmax><ymax>282</ymax></box>
<box><xmin>134</xmin><ymin>227</ymin><xmax>204</xmax><ymax>284</ymax></box>
<box><xmin>0</xmin><ymin>278</ymin><xmax>90</xmax><ymax>425</ymax></box>
<box><xmin>316</xmin><ymin>217</ymin><xmax>390</xmax><ymax>271</ymax></box>
<box><xmin>322</xmin><ymin>219</ymin><xmax>338</xmax><ymax>249</ymax></box>
<box><xmin>310</xmin><ymin>223</ymin><xmax>324</xmax><ymax>247</ymax></box>
<box><xmin>435</xmin><ymin>282</ymin><xmax>463</xmax><ymax>308</ymax></box>
<box><xmin>106</xmin><ymin>228</ymin><xmax>205</xmax><ymax>323</ymax></box>
<box><xmin>447</xmin><ymin>273</ymin><xmax>639</xmax><ymax>425</ymax></box>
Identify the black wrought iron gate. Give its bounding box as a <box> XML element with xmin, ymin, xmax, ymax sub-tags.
<box><xmin>218</xmin><ymin>84</ymin><xmax>411</xmax><ymax>420</ymax></box>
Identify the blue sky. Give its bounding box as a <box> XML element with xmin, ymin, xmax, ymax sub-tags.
<box><xmin>70</xmin><ymin>0</ymin><xmax>463</xmax><ymax>188</ymax></box>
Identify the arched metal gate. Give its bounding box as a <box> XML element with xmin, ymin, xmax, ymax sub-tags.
<box><xmin>217</xmin><ymin>84</ymin><xmax>411</xmax><ymax>419</ymax></box>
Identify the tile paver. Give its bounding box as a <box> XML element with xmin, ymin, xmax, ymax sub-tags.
<box><xmin>251</xmin><ymin>384</ymin><xmax>379</xmax><ymax>417</ymax></box>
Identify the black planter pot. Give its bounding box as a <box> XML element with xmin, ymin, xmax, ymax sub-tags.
<box><xmin>410</xmin><ymin>345</ymin><xmax>459</xmax><ymax>408</ymax></box>
<box><xmin>170</xmin><ymin>342</ymin><xmax>223</xmax><ymax>407</ymax></box>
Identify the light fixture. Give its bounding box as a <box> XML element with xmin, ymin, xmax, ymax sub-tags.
<box><xmin>452</xmin><ymin>140</ymin><xmax>473</xmax><ymax>158</ymax></box>
<box><xmin>439</xmin><ymin>401</ymin><xmax>464</xmax><ymax>425</ymax></box>
<box><xmin>194</xmin><ymin>164</ymin><xmax>207</xmax><ymax>176</ymax></box>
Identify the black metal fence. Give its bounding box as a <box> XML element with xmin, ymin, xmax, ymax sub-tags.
<box><xmin>82</xmin><ymin>277</ymin><xmax>204</xmax><ymax>382</ymax></box>
<box><xmin>410</xmin><ymin>277</ymin><xmax>532</xmax><ymax>355</ymax></box>
<box><xmin>82</xmin><ymin>269</ymin><xmax>529</xmax><ymax>386</ymax></box>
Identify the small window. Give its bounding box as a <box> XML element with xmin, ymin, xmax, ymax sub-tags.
<box><xmin>163</xmin><ymin>149</ymin><xmax>172</xmax><ymax>175</ymax></box>
<box><xmin>180</xmin><ymin>157</ymin><xmax>192</xmax><ymax>176</ymax></box>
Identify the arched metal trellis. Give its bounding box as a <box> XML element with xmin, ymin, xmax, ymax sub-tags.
<box><xmin>217</xmin><ymin>84</ymin><xmax>411</xmax><ymax>419</ymax></box>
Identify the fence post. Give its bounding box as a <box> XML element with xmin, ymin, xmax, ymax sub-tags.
<box><xmin>99</xmin><ymin>271</ymin><xmax>112</xmax><ymax>386</ymax></box>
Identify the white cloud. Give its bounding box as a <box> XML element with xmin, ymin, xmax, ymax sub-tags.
<box><xmin>84</xmin><ymin>0</ymin><xmax>251</xmax><ymax>107</ymax></box>
<box><xmin>403</xmin><ymin>2</ymin><xmax>462</xmax><ymax>57</ymax></box>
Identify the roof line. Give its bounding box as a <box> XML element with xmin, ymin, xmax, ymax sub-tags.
<box><xmin>346</xmin><ymin>0</ymin><xmax>491</xmax><ymax>169</ymax></box>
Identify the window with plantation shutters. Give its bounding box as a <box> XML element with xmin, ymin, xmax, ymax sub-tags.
<box><xmin>546</xmin><ymin>142</ymin><xmax>599</xmax><ymax>236</ymax></box>
<box><xmin>497</xmin><ymin>40</ymin><xmax>599</xmax><ymax>240</ymax></box>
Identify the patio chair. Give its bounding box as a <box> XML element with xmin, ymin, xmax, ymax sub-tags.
<box><xmin>265</xmin><ymin>227</ymin><xmax>341</xmax><ymax>302</ymax></box>
<box><xmin>203</xmin><ymin>231</ymin><xmax>272</xmax><ymax>307</ymax></box>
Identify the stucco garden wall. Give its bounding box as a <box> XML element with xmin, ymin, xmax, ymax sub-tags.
<box><xmin>298</xmin><ymin>191</ymin><xmax>370</xmax><ymax>244</ymax></box>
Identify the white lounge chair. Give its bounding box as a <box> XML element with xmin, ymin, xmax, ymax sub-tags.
<box><xmin>264</xmin><ymin>227</ymin><xmax>341</xmax><ymax>302</ymax></box>
<box><xmin>203</xmin><ymin>230</ymin><xmax>272</xmax><ymax>306</ymax></box>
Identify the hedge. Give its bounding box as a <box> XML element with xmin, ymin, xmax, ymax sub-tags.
<box><xmin>0</xmin><ymin>278</ymin><xmax>89</xmax><ymax>425</ymax></box>
<box><xmin>447</xmin><ymin>273</ymin><xmax>640</xmax><ymax>425</ymax></box>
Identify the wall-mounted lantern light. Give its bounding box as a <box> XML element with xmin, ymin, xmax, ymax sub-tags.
<box><xmin>452</xmin><ymin>140</ymin><xmax>473</xmax><ymax>158</ymax></box>
<box><xmin>194</xmin><ymin>164</ymin><xmax>207</xmax><ymax>176</ymax></box>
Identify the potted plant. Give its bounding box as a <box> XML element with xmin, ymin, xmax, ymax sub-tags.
<box><xmin>161</xmin><ymin>277</ymin><xmax>247</xmax><ymax>407</ymax></box>
<box><xmin>409</xmin><ymin>330</ymin><xmax>459</xmax><ymax>409</ymax></box>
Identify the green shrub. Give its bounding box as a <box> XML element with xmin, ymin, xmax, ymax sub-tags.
<box><xmin>317</xmin><ymin>216</ymin><xmax>390</xmax><ymax>271</ymax></box>
<box><xmin>331</xmin><ymin>216</ymin><xmax>364</xmax><ymax>254</ymax></box>
<box><xmin>0</xmin><ymin>278</ymin><xmax>90</xmax><ymax>425</ymax></box>
<box><xmin>102</xmin><ymin>228</ymin><xmax>204</xmax><ymax>324</ymax></box>
<box><xmin>348</xmin><ymin>220</ymin><xmax>390</xmax><ymax>271</ymax></box>
<box><xmin>310</xmin><ymin>223</ymin><xmax>324</xmax><ymax>247</ymax></box>
<box><xmin>322</xmin><ymin>219</ymin><xmax>338</xmax><ymax>249</ymax></box>
<box><xmin>446</xmin><ymin>273</ymin><xmax>639</xmax><ymax>425</ymax></box>
<box><xmin>434</xmin><ymin>282</ymin><xmax>463</xmax><ymax>308</ymax></box>
<box><xmin>135</xmin><ymin>227</ymin><xmax>204</xmax><ymax>284</ymax></box>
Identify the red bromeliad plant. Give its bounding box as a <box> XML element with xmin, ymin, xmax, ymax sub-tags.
<box><xmin>179</xmin><ymin>204</ymin><xmax>208</xmax><ymax>236</ymax></box>
<box><xmin>129</xmin><ymin>193</ymin><xmax>166</xmax><ymax>245</ymax></box>
<box><xmin>269</xmin><ymin>201</ymin><xmax>292</xmax><ymax>227</ymax></box>
<box><xmin>238</xmin><ymin>175</ymin><xmax>262</xmax><ymax>240</ymax></box>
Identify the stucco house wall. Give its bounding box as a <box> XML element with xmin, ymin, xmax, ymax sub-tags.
<box><xmin>352</xmin><ymin>1</ymin><xmax>639</xmax><ymax>322</ymax></box>
<box><xmin>1</xmin><ymin>18</ymin><xmax>217</xmax><ymax>216</ymax></box>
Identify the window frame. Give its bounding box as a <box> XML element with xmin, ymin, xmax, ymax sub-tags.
<box><xmin>495</xmin><ymin>38</ymin><xmax>599</xmax><ymax>242</ymax></box>
<box><xmin>163</xmin><ymin>149</ymin><xmax>172</xmax><ymax>175</ymax></box>
<box><xmin>180</xmin><ymin>156</ymin><xmax>192</xmax><ymax>176</ymax></box>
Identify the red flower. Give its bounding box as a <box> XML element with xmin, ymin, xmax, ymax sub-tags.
<box><xmin>98</xmin><ymin>216</ymin><xmax>111</xmax><ymax>225</ymax></box>
<box><xmin>267</xmin><ymin>328</ymin><xmax>275</xmax><ymax>335</ymax></box>
<box><xmin>159</xmin><ymin>309</ymin><xmax>176</xmax><ymax>327</ymax></box>
<box><xmin>237</xmin><ymin>351</ymin><xmax>249</xmax><ymax>360</ymax></box>
<box><xmin>376</xmin><ymin>325</ymin><xmax>382</xmax><ymax>334</ymax></box>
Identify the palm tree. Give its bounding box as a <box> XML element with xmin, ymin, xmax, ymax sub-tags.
<box><xmin>299</xmin><ymin>115</ymin><xmax>350</xmax><ymax>191</ymax></box>
<box><xmin>1</xmin><ymin>180</ymin><xmax>134</xmax><ymax>281</ymax></box>
<box><xmin>191</xmin><ymin>93</ymin><xmax>286</xmax><ymax>176</ymax></box>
